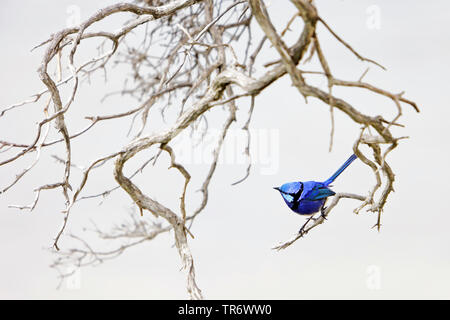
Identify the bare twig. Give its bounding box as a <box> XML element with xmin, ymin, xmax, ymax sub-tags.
<box><xmin>1</xmin><ymin>0</ymin><xmax>419</xmax><ymax>299</ymax></box>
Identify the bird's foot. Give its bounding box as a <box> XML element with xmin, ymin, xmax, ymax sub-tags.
<box><xmin>320</xmin><ymin>206</ymin><xmax>328</xmax><ymax>220</ymax></box>
<box><xmin>298</xmin><ymin>222</ymin><xmax>309</xmax><ymax>234</ymax></box>
<box><xmin>298</xmin><ymin>215</ymin><xmax>315</xmax><ymax>234</ymax></box>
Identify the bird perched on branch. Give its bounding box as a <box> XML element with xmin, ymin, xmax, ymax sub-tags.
<box><xmin>274</xmin><ymin>154</ymin><xmax>357</xmax><ymax>220</ymax></box>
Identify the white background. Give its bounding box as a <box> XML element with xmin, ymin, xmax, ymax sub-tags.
<box><xmin>0</xmin><ymin>0</ymin><xmax>449</xmax><ymax>299</ymax></box>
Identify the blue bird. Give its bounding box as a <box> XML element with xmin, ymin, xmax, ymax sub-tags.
<box><xmin>274</xmin><ymin>154</ymin><xmax>357</xmax><ymax>220</ymax></box>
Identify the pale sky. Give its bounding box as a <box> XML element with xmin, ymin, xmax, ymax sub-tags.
<box><xmin>0</xmin><ymin>0</ymin><xmax>449</xmax><ymax>299</ymax></box>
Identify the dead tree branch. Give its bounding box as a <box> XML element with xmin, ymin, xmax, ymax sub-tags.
<box><xmin>0</xmin><ymin>0</ymin><xmax>419</xmax><ymax>298</ymax></box>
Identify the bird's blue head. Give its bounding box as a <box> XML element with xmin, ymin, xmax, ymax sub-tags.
<box><xmin>273</xmin><ymin>182</ymin><xmax>303</xmax><ymax>206</ymax></box>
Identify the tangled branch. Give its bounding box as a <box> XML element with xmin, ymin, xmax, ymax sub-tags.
<box><xmin>0</xmin><ymin>0</ymin><xmax>419</xmax><ymax>298</ymax></box>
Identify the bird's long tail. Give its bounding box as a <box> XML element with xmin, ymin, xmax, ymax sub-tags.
<box><xmin>323</xmin><ymin>154</ymin><xmax>357</xmax><ymax>186</ymax></box>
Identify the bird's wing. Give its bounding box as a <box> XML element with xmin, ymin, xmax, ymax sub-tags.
<box><xmin>303</xmin><ymin>185</ymin><xmax>335</xmax><ymax>201</ymax></box>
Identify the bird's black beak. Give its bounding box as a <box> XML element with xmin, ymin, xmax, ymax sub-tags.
<box><xmin>273</xmin><ymin>187</ymin><xmax>280</xmax><ymax>191</ymax></box>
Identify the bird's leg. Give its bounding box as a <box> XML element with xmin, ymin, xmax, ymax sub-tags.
<box><xmin>298</xmin><ymin>214</ymin><xmax>315</xmax><ymax>235</ymax></box>
<box><xmin>320</xmin><ymin>206</ymin><xmax>328</xmax><ymax>220</ymax></box>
